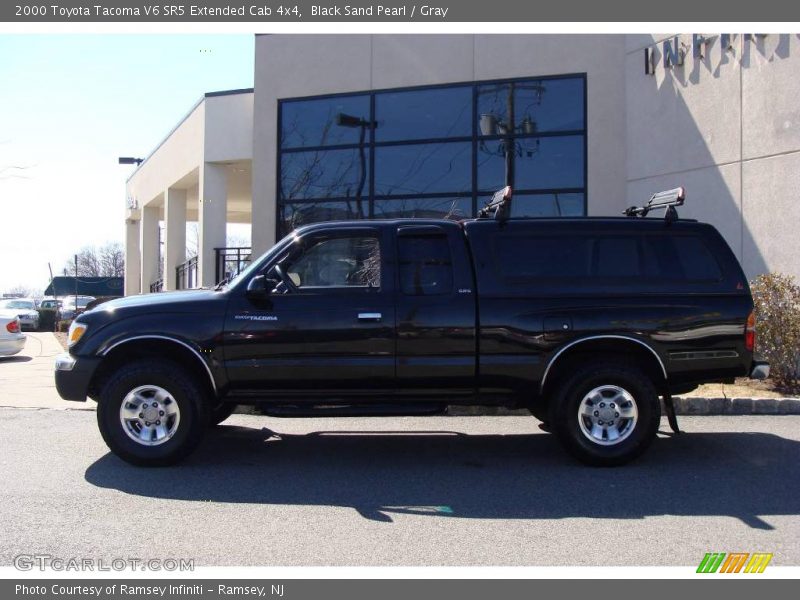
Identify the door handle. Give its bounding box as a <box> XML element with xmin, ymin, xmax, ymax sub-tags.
<box><xmin>358</xmin><ymin>312</ymin><xmax>382</xmax><ymax>321</ymax></box>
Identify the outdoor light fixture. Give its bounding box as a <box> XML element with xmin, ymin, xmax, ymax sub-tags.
<box><xmin>118</xmin><ymin>157</ymin><xmax>144</xmax><ymax>165</ymax></box>
<box><xmin>335</xmin><ymin>113</ymin><xmax>377</xmax><ymax>129</ymax></box>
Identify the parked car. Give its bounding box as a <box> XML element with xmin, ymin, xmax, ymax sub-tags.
<box><xmin>0</xmin><ymin>298</ymin><xmax>39</xmax><ymax>331</ymax></box>
<box><xmin>55</xmin><ymin>187</ymin><xmax>767</xmax><ymax>467</ymax></box>
<box><xmin>0</xmin><ymin>313</ymin><xmax>26</xmax><ymax>356</ymax></box>
<box><xmin>59</xmin><ymin>296</ymin><xmax>96</xmax><ymax>321</ymax></box>
<box><xmin>39</xmin><ymin>298</ymin><xmax>62</xmax><ymax>311</ymax></box>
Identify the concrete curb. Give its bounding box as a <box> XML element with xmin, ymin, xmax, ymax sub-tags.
<box><xmin>235</xmin><ymin>397</ymin><xmax>800</xmax><ymax>417</ymax></box>
<box><xmin>665</xmin><ymin>396</ymin><xmax>800</xmax><ymax>416</ymax></box>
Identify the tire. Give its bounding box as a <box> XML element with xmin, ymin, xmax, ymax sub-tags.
<box><xmin>96</xmin><ymin>359</ymin><xmax>210</xmax><ymax>467</ymax></box>
<box><xmin>209</xmin><ymin>402</ymin><xmax>236</xmax><ymax>426</ymax></box>
<box><xmin>549</xmin><ymin>361</ymin><xmax>660</xmax><ymax>467</ymax></box>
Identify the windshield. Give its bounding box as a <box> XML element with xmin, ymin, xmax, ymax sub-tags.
<box><xmin>63</xmin><ymin>297</ymin><xmax>94</xmax><ymax>308</ymax></box>
<box><xmin>0</xmin><ymin>300</ymin><xmax>35</xmax><ymax>310</ymax></box>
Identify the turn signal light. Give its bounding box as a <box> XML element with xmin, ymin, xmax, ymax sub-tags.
<box><xmin>6</xmin><ymin>319</ymin><xmax>20</xmax><ymax>334</ymax></box>
<box><xmin>745</xmin><ymin>311</ymin><xmax>756</xmax><ymax>352</ymax></box>
<box><xmin>67</xmin><ymin>321</ymin><xmax>88</xmax><ymax>347</ymax></box>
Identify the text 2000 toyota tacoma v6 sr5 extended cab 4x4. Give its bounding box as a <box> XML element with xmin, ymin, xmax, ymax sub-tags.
<box><xmin>55</xmin><ymin>187</ymin><xmax>768</xmax><ymax>466</ymax></box>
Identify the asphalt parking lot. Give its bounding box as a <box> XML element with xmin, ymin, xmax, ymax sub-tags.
<box><xmin>1</xmin><ymin>334</ymin><xmax>799</xmax><ymax>567</ymax></box>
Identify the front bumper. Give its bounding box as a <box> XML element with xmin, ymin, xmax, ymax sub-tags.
<box><xmin>54</xmin><ymin>353</ymin><xmax>101</xmax><ymax>402</ymax></box>
<box><xmin>749</xmin><ymin>360</ymin><xmax>770</xmax><ymax>380</ymax></box>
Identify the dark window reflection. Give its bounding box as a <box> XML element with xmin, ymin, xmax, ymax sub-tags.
<box><xmin>277</xmin><ymin>76</ymin><xmax>587</xmax><ymax>232</ymax></box>
<box><xmin>374</xmin><ymin>142</ymin><xmax>471</xmax><ymax>196</ymax></box>
<box><xmin>477</xmin><ymin>78</ymin><xmax>584</xmax><ymax>137</ymax></box>
<box><xmin>279</xmin><ymin>201</ymin><xmax>361</xmax><ymax>236</ymax></box>
<box><xmin>476</xmin><ymin>147</ymin><xmax>506</xmax><ymax>192</ymax></box>
<box><xmin>281</xmin><ymin>149</ymin><xmax>369</xmax><ymax>202</ymax></box>
<box><xmin>374</xmin><ymin>197</ymin><xmax>472</xmax><ymax>220</ymax></box>
<box><xmin>281</xmin><ymin>95</ymin><xmax>370</xmax><ymax>148</ymax></box>
<box><xmin>478</xmin><ymin>136</ymin><xmax>584</xmax><ymax>192</ymax></box>
<box><xmin>514</xmin><ymin>136</ymin><xmax>584</xmax><ymax>191</ymax></box>
<box><xmin>477</xmin><ymin>192</ymin><xmax>584</xmax><ymax>217</ymax></box>
<box><xmin>398</xmin><ymin>236</ymin><xmax>453</xmax><ymax>296</ymax></box>
<box><xmin>376</xmin><ymin>86</ymin><xmax>472</xmax><ymax>142</ymax></box>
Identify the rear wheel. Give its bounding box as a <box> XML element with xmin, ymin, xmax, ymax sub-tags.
<box><xmin>550</xmin><ymin>361</ymin><xmax>660</xmax><ymax>466</ymax></box>
<box><xmin>97</xmin><ymin>359</ymin><xmax>209</xmax><ymax>466</ymax></box>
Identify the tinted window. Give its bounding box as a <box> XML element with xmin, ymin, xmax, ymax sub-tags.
<box><xmin>279</xmin><ymin>201</ymin><xmax>363</xmax><ymax>236</ymax></box>
<box><xmin>478</xmin><ymin>192</ymin><xmax>584</xmax><ymax>217</ymax></box>
<box><xmin>477</xmin><ymin>136</ymin><xmax>584</xmax><ymax>192</ymax></box>
<box><xmin>281</xmin><ymin>95</ymin><xmax>370</xmax><ymax>148</ymax></box>
<box><xmin>477</xmin><ymin>78</ymin><xmax>584</xmax><ymax>136</ymax></box>
<box><xmin>282</xmin><ymin>236</ymin><xmax>381</xmax><ymax>289</ymax></box>
<box><xmin>674</xmin><ymin>237</ymin><xmax>722</xmax><ymax>281</ymax></box>
<box><xmin>398</xmin><ymin>235</ymin><xmax>453</xmax><ymax>296</ymax></box>
<box><xmin>374</xmin><ymin>142</ymin><xmax>472</xmax><ymax>196</ymax></box>
<box><xmin>376</xmin><ymin>86</ymin><xmax>472</xmax><ymax>142</ymax></box>
<box><xmin>494</xmin><ymin>233</ymin><xmax>723</xmax><ymax>283</ymax></box>
<box><xmin>280</xmin><ymin>149</ymin><xmax>369</xmax><ymax>201</ymax></box>
<box><xmin>277</xmin><ymin>76</ymin><xmax>587</xmax><ymax>236</ymax></box>
<box><xmin>374</xmin><ymin>197</ymin><xmax>472</xmax><ymax>220</ymax></box>
<box><xmin>514</xmin><ymin>136</ymin><xmax>584</xmax><ymax>190</ymax></box>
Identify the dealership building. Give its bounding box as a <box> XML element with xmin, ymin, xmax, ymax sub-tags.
<box><xmin>124</xmin><ymin>34</ymin><xmax>800</xmax><ymax>294</ymax></box>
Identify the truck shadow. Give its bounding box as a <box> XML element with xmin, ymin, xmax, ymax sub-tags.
<box><xmin>85</xmin><ymin>425</ymin><xmax>800</xmax><ymax>528</ymax></box>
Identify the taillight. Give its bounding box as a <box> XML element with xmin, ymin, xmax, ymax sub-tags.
<box><xmin>6</xmin><ymin>319</ymin><xmax>20</xmax><ymax>334</ymax></box>
<box><xmin>745</xmin><ymin>311</ymin><xmax>756</xmax><ymax>352</ymax></box>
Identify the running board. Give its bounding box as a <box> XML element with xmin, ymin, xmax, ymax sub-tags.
<box><xmin>258</xmin><ymin>403</ymin><xmax>448</xmax><ymax>418</ymax></box>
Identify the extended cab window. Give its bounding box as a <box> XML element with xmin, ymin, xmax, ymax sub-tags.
<box><xmin>279</xmin><ymin>235</ymin><xmax>381</xmax><ymax>290</ymax></box>
<box><xmin>398</xmin><ymin>235</ymin><xmax>453</xmax><ymax>296</ymax></box>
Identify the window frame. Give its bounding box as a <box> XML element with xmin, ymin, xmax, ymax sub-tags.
<box><xmin>276</xmin><ymin>73</ymin><xmax>588</xmax><ymax>239</ymax></box>
<box><xmin>271</xmin><ymin>228</ymin><xmax>385</xmax><ymax>295</ymax></box>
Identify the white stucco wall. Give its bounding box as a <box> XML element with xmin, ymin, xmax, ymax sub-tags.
<box><xmin>625</xmin><ymin>33</ymin><xmax>800</xmax><ymax>280</ymax></box>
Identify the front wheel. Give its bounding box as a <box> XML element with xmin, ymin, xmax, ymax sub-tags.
<box><xmin>550</xmin><ymin>361</ymin><xmax>660</xmax><ymax>466</ymax></box>
<box><xmin>97</xmin><ymin>359</ymin><xmax>209</xmax><ymax>466</ymax></box>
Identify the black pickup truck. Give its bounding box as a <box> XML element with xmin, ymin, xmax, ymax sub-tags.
<box><xmin>55</xmin><ymin>187</ymin><xmax>767</xmax><ymax>467</ymax></box>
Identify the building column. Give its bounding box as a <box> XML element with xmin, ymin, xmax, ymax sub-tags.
<box><xmin>140</xmin><ymin>205</ymin><xmax>160</xmax><ymax>293</ymax></box>
<box><xmin>199</xmin><ymin>163</ymin><xmax>228</xmax><ymax>287</ymax></box>
<box><xmin>124</xmin><ymin>218</ymin><xmax>141</xmax><ymax>296</ymax></box>
<box><xmin>163</xmin><ymin>188</ymin><xmax>187</xmax><ymax>291</ymax></box>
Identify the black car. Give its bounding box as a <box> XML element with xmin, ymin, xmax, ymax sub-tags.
<box><xmin>55</xmin><ymin>187</ymin><xmax>767</xmax><ymax>467</ymax></box>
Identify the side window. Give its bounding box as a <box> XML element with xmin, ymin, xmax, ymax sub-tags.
<box><xmin>280</xmin><ymin>235</ymin><xmax>381</xmax><ymax>290</ymax></box>
<box><xmin>398</xmin><ymin>235</ymin><xmax>453</xmax><ymax>296</ymax></box>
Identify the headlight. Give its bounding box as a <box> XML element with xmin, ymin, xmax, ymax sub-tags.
<box><xmin>67</xmin><ymin>321</ymin><xmax>88</xmax><ymax>347</ymax></box>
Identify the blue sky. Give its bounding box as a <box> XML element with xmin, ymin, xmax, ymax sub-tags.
<box><xmin>0</xmin><ymin>34</ymin><xmax>254</xmax><ymax>292</ymax></box>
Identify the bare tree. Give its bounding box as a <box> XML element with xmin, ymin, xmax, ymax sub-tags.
<box><xmin>4</xmin><ymin>285</ymin><xmax>42</xmax><ymax>300</ymax></box>
<box><xmin>98</xmin><ymin>242</ymin><xmax>124</xmax><ymax>277</ymax></box>
<box><xmin>63</xmin><ymin>243</ymin><xmax>124</xmax><ymax>277</ymax></box>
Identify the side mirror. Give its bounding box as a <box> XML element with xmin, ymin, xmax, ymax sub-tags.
<box><xmin>245</xmin><ymin>275</ymin><xmax>271</xmax><ymax>299</ymax></box>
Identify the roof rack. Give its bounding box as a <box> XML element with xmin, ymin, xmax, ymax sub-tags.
<box><xmin>478</xmin><ymin>186</ymin><xmax>513</xmax><ymax>222</ymax></box>
<box><xmin>624</xmin><ymin>186</ymin><xmax>685</xmax><ymax>224</ymax></box>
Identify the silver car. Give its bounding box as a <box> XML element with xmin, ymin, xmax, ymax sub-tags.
<box><xmin>0</xmin><ymin>298</ymin><xmax>39</xmax><ymax>331</ymax></box>
<box><xmin>59</xmin><ymin>296</ymin><xmax>96</xmax><ymax>321</ymax></box>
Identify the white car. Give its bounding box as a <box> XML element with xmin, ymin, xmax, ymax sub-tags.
<box><xmin>0</xmin><ymin>312</ymin><xmax>26</xmax><ymax>356</ymax></box>
<box><xmin>0</xmin><ymin>298</ymin><xmax>39</xmax><ymax>331</ymax></box>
